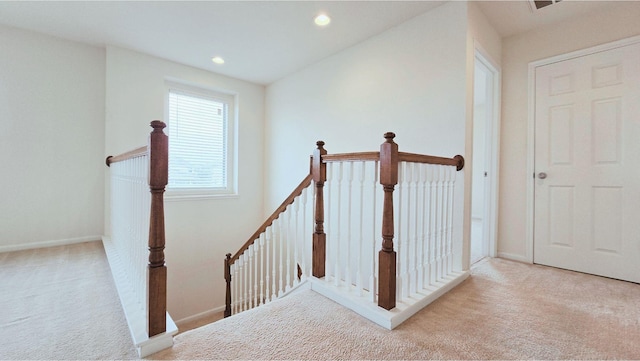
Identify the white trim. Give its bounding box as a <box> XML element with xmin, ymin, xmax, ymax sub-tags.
<box><xmin>165</xmin><ymin>193</ymin><xmax>240</xmax><ymax>202</ymax></box>
<box><xmin>526</xmin><ymin>60</ymin><xmax>536</xmax><ymax>264</ymax></box>
<box><xmin>175</xmin><ymin>305</ymin><xmax>225</xmax><ymax>327</ymax></box>
<box><xmin>0</xmin><ymin>236</ymin><xmax>102</xmax><ymax>253</ymax></box>
<box><xmin>473</xmin><ymin>42</ymin><xmax>501</xmax><ymax>260</ymax></box>
<box><xmin>137</xmin><ymin>314</ymin><xmax>178</xmax><ymax>358</ymax></box>
<box><xmin>163</xmin><ymin>79</ymin><xmax>239</xmax><ymax>198</ymax></box>
<box><xmin>310</xmin><ymin>271</ymin><xmax>469</xmax><ymax>330</ymax></box>
<box><xmin>530</xmin><ymin>34</ymin><xmax>640</xmax><ymax>69</ymax></box>
<box><xmin>526</xmin><ymin>34</ymin><xmax>640</xmax><ymax>265</ymax></box>
<box><xmin>497</xmin><ymin>252</ymin><xmax>530</xmax><ymax>264</ymax></box>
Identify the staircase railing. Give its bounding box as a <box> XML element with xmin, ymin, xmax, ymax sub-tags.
<box><xmin>225</xmin><ymin>162</ymin><xmax>314</xmax><ymax>316</ymax></box>
<box><xmin>105</xmin><ymin>121</ymin><xmax>176</xmax><ymax>357</ymax></box>
<box><xmin>224</xmin><ymin>132</ymin><xmax>464</xmax><ymax>319</ymax></box>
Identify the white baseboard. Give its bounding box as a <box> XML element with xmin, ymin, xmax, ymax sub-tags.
<box><xmin>0</xmin><ymin>236</ymin><xmax>102</xmax><ymax>253</ymax></box>
<box><xmin>175</xmin><ymin>305</ymin><xmax>226</xmax><ymax>327</ymax></box>
<box><xmin>497</xmin><ymin>252</ymin><xmax>531</xmax><ymax>264</ymax></box>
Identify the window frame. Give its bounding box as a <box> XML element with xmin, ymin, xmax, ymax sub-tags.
<box><xmin>164</xmin><ymin>80</ymin><xmax>238</xmax><ymax>200</ymax></box>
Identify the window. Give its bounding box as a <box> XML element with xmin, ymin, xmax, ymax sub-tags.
<box><xmin>166</xmin><ymin>82</ymin><xmax>236</xmax><ymax>197</ymax></box>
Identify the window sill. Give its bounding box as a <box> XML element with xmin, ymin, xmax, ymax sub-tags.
<box><xmin>164</xmin><ymin>191</ymin><xmax>239</xmax><ymax>202</ymax></box>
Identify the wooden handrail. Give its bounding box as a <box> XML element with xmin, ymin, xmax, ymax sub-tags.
<box><xmin>322</xmin><ymin>151</ymin><xmax>464</xmax><ymax>171</ymax></box>
<box><xmin>105</xmin><ymin>146</ymin><xmax>148</xmax><ymax>167</ymax></box>
<box><xmin>398</xmin><ymin>152</ymin><xmax>465</xmax><ymax>170</ymax></box>
<box><xmin>322</xmin><ymin>152</ymin><xmax>380</xmax><ymax>162</ymax></box>
<box><xmin>229</xmin><ymin>173</ymin><xmax>314</xmax><ymax>264</ymax></box>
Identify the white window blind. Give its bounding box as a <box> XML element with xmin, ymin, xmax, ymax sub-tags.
<box><xmin>167</xmin><ymin>86</ymin><xmax>233</xmax><ymax>192</ymax></box>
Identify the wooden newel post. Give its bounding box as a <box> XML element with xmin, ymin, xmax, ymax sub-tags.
<box><xmin>378</xmin><ymin>132</ymin><xmax>398</xmax><ymax>310</ymax></box>
<box><xmin>224</xmin><ymin>253</ymin><xmax>232</xmax><ymax>318</ymax></box>
<box><xmin>148</xmin><ymin>120</ymin><xmax>168</xmax><ymax>337</ymax></box>
<box><xmin>312</xmin><ymin>141</ymin><xmax>327</xmax><ymax>278</ymax></box>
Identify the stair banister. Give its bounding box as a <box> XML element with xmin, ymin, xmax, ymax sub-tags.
<box><xmin>223</xmin><ymin>132</ymin><xmax>466</xmax><ymax>328</ymax></box>
<box><xmin>224</xmin><ymin>156</ymin><xmax>315</xmax><ymax>316</ymax></box>
<box><xmin>105</xmin><ymin>120</ymin><xmax>175</xmax><ymax>356</ymax></box>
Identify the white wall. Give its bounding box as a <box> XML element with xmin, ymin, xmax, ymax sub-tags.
<box><xmin>266</xmin><ymin>2</ymin><xmax>469</xmax><ymax>270</ymax></box>
<box><xmin>105</xmin><ymin>46</ymin><xmax>265</xmax><ymax>321</ymax></box>
<box><xmin>467</xmin><ymin>2</ymin><xmax>502</xmax><ymax>69</ymax></box>
<box><xmin>0</xmin><ymin>25</ymin><xmax>105</xmax><ymax>252</ymax></box>
<box><xmin>499</xmin><ymin>2</ymin><xmax>640</xmax><ymax>261</ymax></box>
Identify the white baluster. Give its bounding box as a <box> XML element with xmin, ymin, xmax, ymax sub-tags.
<box><xmin>238</xmin><ymin>256</ymin><xmax>245</xmax><ymax>312</ymax></box>
<box><xmin>441</xmin><ymin>166</ymin><xmax>450</xmax><ymax>277</ymax></box>
<box><xmin>293</xmin><ymin>198</ymin><xmax>300</xmax><ymax>287</ymax></box>
<box><xmin>447</xmin><ymin>166</ymin><xmax>456</xmax><ymax>275</ymax></box>
<box><xmin>370</xmin><ymin>161</ymin><xmax>378</xmax><ymax>303</ymax></box>
<box><xmin>419</xmin><ymin>163</ymin><xmax>428</xmax><ymax>291</ymax></box>
<box><xmin>432</xmin><ymin>166</ymin><xmax>440</xmax><ymax>281</ymax></box>
<box><xmin>335</xmin><ymin>162</ymin><xmax>343</xmax><ymax>287</ymax></box>
<box><xmin>259</xmin><ymin>233</ymin><xmax>265</xmax><ymax>306</ymax></box>
<box><xmin>411</xmin><ymin>162</ymin><xmax>420</xmax><ymax>296</ymax></box>
<box><xmin>440</xmin><ymin>166</ymin><xmax>449</xmax><ymax>278</ymax></box>
<box><xmin>399</xmin><ymin>161</ymin><xmax>409</xmax><ymax>300</ymax></box>
<box><xmin>253</xmin><ymin>240</ymin><xmax>259</xmax><ymax>307</ymax></box>
<box><xmin>428</xmin><ymin>164</ymin><xmax>436</xmax><ymax>285</ymax></box>
<box><xmin>325</xmin><ymin>162</ymin><xmax>333</xmax><ymax>283</ymax></box>
<box><xmin>269</xmin><ymin>225</ymin><xmax>276</xmax><ymax>302</ymax></box>
<box><xmin>405</xmin><ymin>162</ymin><xmax>414</xmax><ymax>298</ymax></box>
<box><xmin>345</xmin><ymin>161</ymin><xmax>353</xmax><ymax>291</ymax></box>
<box><xmin>285</xmin><ymin>207</ymin><xmax>292</xmax><ymax>292</ymax></box>
<box><xmin>395</xmin><ymin>162</ymin><xmax>402</xmax><ymax>300</ymax></box>
<box><xmin>231</xmin><ymin>263</ymin><xmax>236</xmax><ymax>315</ymax></box>
<box><xmin>248</xmin><ymin>245</ymin><xmax>254</xmax><ymax>309</ymax></box>
<box><xmin>301</xmin><ymin>186</ymin><xmax>308</xmax><ymax>280</ymax></box>
<box><xmin>356</xmin><ymin>161</ymin><xmax>365</xmax><ymax>297</ymax></box>
<box><xmin>437</xmin><ymin>166</ymin><xmax>444</xmax><ymax>281</ymax></box>
<box><xmin>277</xmin><ymin>217</ymin><xmax>284</xmax><ymax>297</ymax></box>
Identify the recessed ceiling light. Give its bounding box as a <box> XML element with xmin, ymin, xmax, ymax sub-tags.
<box><xmin>211</xmin><ymin>56</ymin><xmax>225</xmax><ymax>65</ymax></box>
<box><xmin>314</xmin><ymin>14</ymin><xmax>331</xmax><ymax>27</ymax></box>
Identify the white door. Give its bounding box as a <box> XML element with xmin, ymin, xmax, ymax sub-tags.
<box><xmin>534</xmin><ymin>42</ymin><xmax>640</xmax><ymax>283</ymax></box>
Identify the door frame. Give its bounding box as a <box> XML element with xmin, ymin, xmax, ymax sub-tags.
<box><xmin>525</xmin><ymin>34</ymin><xmax>640</xmax><ymax>264</ymax></box>
<box><xmin>473</xmin><ymin>42</ymin><xmax>501</xmax><ymax>259</ymax></box>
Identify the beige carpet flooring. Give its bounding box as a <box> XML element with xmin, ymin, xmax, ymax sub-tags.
<box><xmin>152</xmin><ymin>258</ymin><xmax>640</xmax><ymax>360</ymax></box>
<box><xmin>0</xmin><ymin>241</ymin><xmax>138</xmax><ymax>360</ymax></box>
<box><xmin>2</xmin><ymin>242</ymin><xmax>639</xmax><ymax>360</ymax></box>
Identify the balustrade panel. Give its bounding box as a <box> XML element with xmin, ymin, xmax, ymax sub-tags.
<box><xmin>396</xmin><ymin>162</ymin><xmax>459</xmax><ymax>297</ymax></box>
<box><xmin>110</xmin><ymin>154</ymin><xmax>150</xmax><ymax>315</ymax></box>
<box><xmin>324</xmin><ymin>160</ymin><xmax>381</xmax><ymax>298</ymax></box>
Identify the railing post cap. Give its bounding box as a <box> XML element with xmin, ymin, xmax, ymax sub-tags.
<box><xmin>226</xmin><ymin>253</ymin><xmax>232</xmax><ymax>259</ymax></box>
<box><xmin>316</xmin><ymin>140</ymin><xmax>325</xmax><ymax>148</ymax></box>
<box><xmin>150</xmin><ymin>120</ymin><xmax>166</xmax><ymax>129</ymax></box>
<box><xmin>454</xmin><ymin>154</ymin><xmax>465</xmax><ymax>171</ymax></box>
<box><xmin>384</xmin><ymin>132</ymin><xmax>396</xmax><ymax>142</ymax></box>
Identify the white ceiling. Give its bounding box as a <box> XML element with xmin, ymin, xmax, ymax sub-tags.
<box><xmin>475</xmin><ymin>0</ymin><xmax>627</xmax><ymax>39</ymax></box>
<box><xmin>0</xmin><ymin>1</ymin><xmax>627</xmax><ymax>85</ymax></box>
<box><xmin>0</xmin><ymin>1</ymin><xmax>445</xmax><ymax>84</ymax></box>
